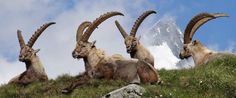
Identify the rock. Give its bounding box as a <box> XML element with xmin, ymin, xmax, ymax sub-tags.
<box><xmin>102</xmin><ymin>84</ymin><xmax>145</xmax><ymax>98</ymax></box>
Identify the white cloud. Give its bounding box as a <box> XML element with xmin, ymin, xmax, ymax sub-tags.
<box><xmin>224</xmin><ymin>41</ymin><xmax>236</xmax><ymax>53</ymax></box>
<box><xmin>0</xmin><ymin>56</ymin><xmax>24</xmax><ymax>85</ymax></box>
<box><xmin>207</xmin><ymin>44</ymin><xmax>220</xmax><ymax>51</ymax></box>
<box><xmin>207</xmin><ymin>41</ymin><xmax>236</xmax><ymax>53</ymax></box>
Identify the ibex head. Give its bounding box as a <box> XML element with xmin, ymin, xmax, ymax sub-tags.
<box><xmin>17</xmin><ymin>22</ymin><xmax>55</xmax><ymax>62</ymax></box>
<box><xmin>115</xmin><ymin>10</ymin><xmax>156</xmax><ymax>53</ymax></box>
<box><xmin>179</xmin><ymin>13</ymin><xmax>228</xmax><ymax>59</ymax></box>
<box><xmin>72</xmin><ymin>11</ymin><xmax>124</xmax><ymax>59</ymax></box>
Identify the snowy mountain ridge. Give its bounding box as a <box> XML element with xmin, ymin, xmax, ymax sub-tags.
<box><xmin>141</xmin><ymin>16</ymin><xmax>194</xmax><ymax>69</ymax></box>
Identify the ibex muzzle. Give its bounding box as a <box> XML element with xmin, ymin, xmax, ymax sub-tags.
<box><xmin>125</xmin><ymin>36</ymin><xmax>138</xmax><ymax>53</ymax></box>
<box><xmin>179</xmin><ymin>44</ymin><xmax>191</xmax><ymax>59</ymax></box>
<box><xmin>72</xmin><ymin>41</ymin><xmax>95</xmax><ymax>59</ymax></box>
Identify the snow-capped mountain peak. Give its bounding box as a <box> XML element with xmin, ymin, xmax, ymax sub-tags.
<box><xmin>141</xmin><ymin>16</ymin><xmax>194</xmax><ymax>69</ymax></box>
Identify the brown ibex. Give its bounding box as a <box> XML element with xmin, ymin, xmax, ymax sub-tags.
<box><xmin>8</xmin><ymin>22</ymin><xmax>55</xmax><ymax>85</ymax></box>
<box><xmin>115</xmin><ymin>10</ymin><xmax>155</xmax><ymax>66</ymax></box>
<box><xmin>62</xmin><ymin>11</ymin><xmax>159</xmax><ymax>93</ymax></box>
<box><xmin>179</xmin><ymin>13</ymin><xmax>235</xmax><ymax>66</ymax></box>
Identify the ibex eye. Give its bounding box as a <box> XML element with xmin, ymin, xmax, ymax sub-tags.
<box><xmin>184</xmin><ymin>47</ymin><xmax>187</xmax><ymax>50</ymax></box>
<box><xmin>193</xmin><ymin>40</ymin><xmax>197</xmax><ymax>44</ymax></box>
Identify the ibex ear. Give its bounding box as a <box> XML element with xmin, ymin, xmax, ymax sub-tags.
<box><xmin>91</xmin><ymin>40</ymin><xmax>96</xmax><ymax>47</ymax></box>
<box><xmin>34</xmin><ymin>49</ymin><xmax>40</xmax><ymax>53</ymax></box>
<box><xmin>193</xmin><ymin>40</ymin><xmax>197</xmax><ymax>45</ymax></box>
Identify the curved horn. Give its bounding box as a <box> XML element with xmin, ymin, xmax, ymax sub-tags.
<box><xmin>82</xmin><ymin>11</ymin><xmax>124</xmax><ymax>41</ymax></box>
<box><xmin>184</xmin><ymin>13</ymin><xmax>228</xmax><ymax>44</ymax></box>
<box><xmin>27</xmin><ymin>22</ymin><xmax>56</xmax><ymax>47</ymax></box>
<box><xmin>76</xmin><ymin>21</ymin><xmax>92</xmax><ymax>42</ymax></box>
<box><xmin>17</xmin><ymin>30</ymin><xmax>26</xmax><ymax>48</ymax></box>
<box><xmin>115</xmin><ymin>20</ymin><xmax>128</xmax><ymax>38</ymax></box>
<box><xmin>130</xmin><ymin>10</ymin><xmax>156</xmax><ymax>37</ymax></box>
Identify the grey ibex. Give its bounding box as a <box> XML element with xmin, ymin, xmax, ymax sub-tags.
<box><xmin>8</xmin><ymin>22</ymin><xmax>55</xmax><ymax>85</ymax></box>
<box><xmin>179</xmin><ymin>13</ymin><xmax>235</xmax><ymax>66</ymax></box>
<box><xmin>62</xmin><ymin>11</ymin><xmax>159</xmax><ymax>93</ymax></box>
<box><xmin>115</xmin><ymin>10</ymin><xmax>155</xmax><ymax>66</ymax></box>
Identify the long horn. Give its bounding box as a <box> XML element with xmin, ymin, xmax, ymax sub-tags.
<box><xmin>17</xmin><ymin>30</ymin><xmax>26</xmax><ymax>48</ymax></box>
<box><xmin>184</xmin><ymin>13</ymin><xmax>228</xmax><ymax>44</ymax></box>
<box><xmin>27</xmin><ymin>22</ymin><xmax>56</xmax><ymax>47</ymax></box>
<box><xmin>130</xmin><ymin>10</ymin><xmax>156</xmax><ymax>37</ymax></box>
<box><xmin>76</xmin><ymin>21</ymin><xmax>92</xmax><ymax>42</ymax></box>
<box><xmin>82</xmin><ymin>11</ymin><xmax>124</xmax><ymax>41</ymax></box>
<box><xmin>115</xmin><ymin>20</ymin><xmax>128</xmax><ymax>38</ymax></box>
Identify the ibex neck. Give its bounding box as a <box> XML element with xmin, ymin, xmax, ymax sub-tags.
<box><xmin>130</xmin><ymin>44</ymin><xmax>140</xmax><ymax>58</ymax></box>
<box><xmin>192</xmin><ymin>47</ymin><xmax>213</xmax><ymax>65</ymax></box>
<box><xmin>135</xmin><ymin>44</ymin><xmax>147</xmax><ymax>57</ymax></box>
<box><xmin>86</xmin><ymin>48</ymin><xmax>105</xmax><ymax>68</ymax></box>
<box><xmin>132</xmin><ymin>44</ymin><xmax>154</xmax><ymax>65</ymax></box>
<box><xmin>25</xmin><ymin>55</ymin><xmax>46</xmax><ymax>74</ymax></box>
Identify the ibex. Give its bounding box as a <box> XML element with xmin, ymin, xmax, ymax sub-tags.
<box><xmin>179</xmin><ymin>13</ymin><xmax>235</xmax><ymax>66</ymax></box>
<box><xmin>8</xmin><ymin>22</ymin><xmax>55</xmax><ymax>85</ymax></box>
<box><xmin>62</xmin><ymin>11</ymin><xmax>159</xmax><ymax>93</ymax></box>
<box><xmin>115</xmin><ymin>10</ymin><xmax>155</xmax><ymax>66</ymax></box>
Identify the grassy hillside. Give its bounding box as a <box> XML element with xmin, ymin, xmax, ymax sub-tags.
<box><xmin>0</xmin><ymin>56</ymin><xmax>236</xmax><ymax>98</ymax></box>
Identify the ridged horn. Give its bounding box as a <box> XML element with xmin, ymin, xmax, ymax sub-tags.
<box><xmin>130</xmin><ymin>10</ymin><xmax>156</xmax><ymax>37</ymax></box>
<box><xmin>76</xmin><ymin>21</ymin><xmax>92</xmax><ymax>42</ymax></box>
<box><xmin>82</xmin><ymin>11</ymin><xmax>124</xmax><ymax>41</ymax></box>
<box><xmin>184</xmin><ymin>13</ymin><xmax>228</xmax><ymax>44</ymax></box>
<box><xmin>27</xmin><ymin>22</ymin><xmax>56</xmax><ymax>47</ymax></box>
<box><xmin>17</xmin><ymin>30</ymin><xmax>26</xmax><ymax>48</ymax></box>
<box><xmin>115</xmin><ymin>20</ymin><xmax>128</xmax><ymax>38</ymax></box>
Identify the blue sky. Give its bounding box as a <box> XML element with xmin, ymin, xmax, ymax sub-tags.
<box><xmin>143</xmin><ymin>0</ymin><xmax>236</xmax><ymax>51</ymax></box>
<box><xmin>0</xmin><ymin>0</ymin><xmax>235</xmax><ymax>84</ymax></box>
<box><xmin>172</xmin><ymin>0</ymin><xmax>236</xmax><ymax>51</ymax></box>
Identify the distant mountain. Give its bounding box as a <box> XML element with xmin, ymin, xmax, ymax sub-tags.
<box><xmin>141</xmin><ymin>16</ymin><xmax>194</xmax><ymax>69</ymax></box>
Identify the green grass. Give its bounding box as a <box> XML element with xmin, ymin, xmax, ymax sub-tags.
<box><xmin>0</xmin><ymin>56</ymin><xmax>236</xmax><ymax>98</ymax></box>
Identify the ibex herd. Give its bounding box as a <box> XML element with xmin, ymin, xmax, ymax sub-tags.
<box><xmin>7</xmin><ymin>10</ymin><xmax>235</xmax><ymax>93</ymax></box>
<box><xmin>63</xmin><ymin>11</ymin><xmax>159</xmax><ymax>93</ymax></box>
